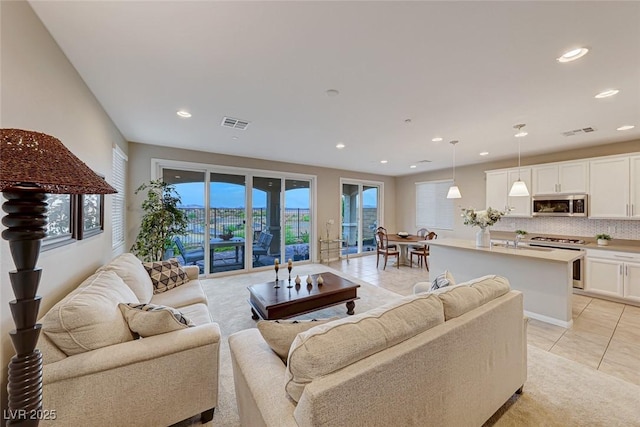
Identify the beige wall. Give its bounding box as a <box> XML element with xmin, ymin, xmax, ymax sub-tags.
<box><xmin>395</xmin><ymin>139</ymin><xmax>640</xmax><ymax>241</ymax></box>
<box><xmin>0</xmin><ymin>1</ymin><xmax>127</xmax><ymax>411</ymax></box>
<box><xmin>127</xmin><ymin>142</ymin><xmax>396</xmax><ymax>259</ymax></box>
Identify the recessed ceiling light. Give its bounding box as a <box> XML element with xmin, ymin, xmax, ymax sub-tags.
<box><xmin>326</xmin><ymin>89</ymin><xmax>340</xmax><ymax>97</ymax></box>
<box><xmin>432</xmin><ymin>137</ymin><xmax>443</xmax><ymax>142</ymax></box>
<box><xmin>479</xmin><ymin>151</ymin><xmax>489</xmax><ymax>156</ymax></box>
<box><xmin>232</xmin><ymin>136</ymin><xmax>239</xmax><ymax>140</ymax></box>
<box><xmin>380</xmin><ymin>160</ymin><xmax>388</xmax><ymax>164</ymax></box>
<box><xmin>336</xmin><ymin>143</ymin><xmax>345</xmax><ymax>149</ymax></box>
<box><xmin>410</xmin><ymin>165</ymin><xmax>417</xmax><ymax>169</ymax></box>
<box><xmin>617</xmin><ymin>125</ymin><xmax>635</xmax><ymax>131</ymax></box>
<box><xmin>557</xmin><ymin>47</ymin><xmax>589</xmax><ymax>63</ymax></box>
<box><xmin>514</xmin><ymin>131</ymin><xmax>528</xmax><ymax>138</ymax></box>
<box><xmin>176</xmin><ymin>110</ymin><xmax>192</xmax><ymax>118</ymax></box>
<box><xmin>595</xmin><ymin>89</ymin><xmax>619</xmax><ymax>99</ymax></box>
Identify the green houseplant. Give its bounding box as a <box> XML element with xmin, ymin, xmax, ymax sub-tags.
<box><xmin>131</xmin><ymin>179</ymin><xmax>188</xmax><ymax>262</ymax></box>
<box><xmin>595</xmin><ymin>233</ymin><xmax>612</xmax><ymax>246</ymax></box>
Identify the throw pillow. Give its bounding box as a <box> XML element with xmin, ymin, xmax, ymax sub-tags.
<box><xmin>41</xmin><ymin>271</ymin><xmax>137</xmax><ymax>356</ymax></box>
<box><xmin>429</xmin><ymin>270</ymin><xmax>456</xmax><ymax>291</ymax></box>
<box><xmin>119</xmin><ymin>303</ymin><xmax>194</xmax><ymax>337</ymax></box>
<box><xmin>142</xmin><ymin>259</ymin><xmax>189</xmax><ymax>294</ymax></box>
<box><xmin>257</xmin><ymin>318</ymin><xmax>338</xmax><ymax>363</ymax></box>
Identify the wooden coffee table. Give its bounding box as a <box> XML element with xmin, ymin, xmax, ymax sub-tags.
<box><xmin>248</xmin><ymin>272</ymin><xmax>360</xmax><ymax>320</ymax></box>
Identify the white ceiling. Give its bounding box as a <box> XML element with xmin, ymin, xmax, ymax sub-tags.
<box><xmin>29</xmin><ymin>1</ymin><xmax>640</xmax><ymax>176</ymax></box>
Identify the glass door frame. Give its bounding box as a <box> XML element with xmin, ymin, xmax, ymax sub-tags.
<box><xmin>339</xmin><ymin>178</ymin><xmax>384</xmax><ymax>256</ymax></box>
<box><xmin>152</xmin><ymin>158</ymin><xmax>317</xmax><ymax>276</ymax></box>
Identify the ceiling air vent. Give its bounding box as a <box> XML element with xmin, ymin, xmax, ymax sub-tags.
<box><xmin>562</xmin><ymin>127</ymin><xmax>596</xmax><ymax>137</ymax></box>
<box><xmin>221</xmin><ymin>117</ymin><xmax>250</xmax><ymax>130</ymax></box>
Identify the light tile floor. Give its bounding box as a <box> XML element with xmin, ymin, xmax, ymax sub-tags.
<box><xmin>328</xmin><ymin>254</ymin><xmax>640</xmax><ymax>387</ymax></box>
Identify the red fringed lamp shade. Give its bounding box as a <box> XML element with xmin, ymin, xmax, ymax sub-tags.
<box><xmin>0</xmin><ymin>128</ymin><xmax>116</xmax><ymax>194</ymax></box>
<box><xmin>1</xmin><ymin>128</ymin><xmax>116</xmax><ymax>425</ymax></box>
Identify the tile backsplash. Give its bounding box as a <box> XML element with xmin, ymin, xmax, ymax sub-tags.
<box><xmin>493</xmin><ymin>217</ymin><xmax>640</xmax><ymax>240</ymax></box>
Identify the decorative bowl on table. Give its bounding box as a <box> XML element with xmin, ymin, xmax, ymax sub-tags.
<box><xmin>220</xmin><ymin>233</ymin><xmax>234</xmax><ymax>241</ymax></box>
<box><xmin>397</xmin><ymin>231</ymin><xmax>410</xmax><ymax>238</ymax></box>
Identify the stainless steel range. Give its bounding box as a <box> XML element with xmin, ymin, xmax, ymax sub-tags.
<box><xmin>529</xmin><ymin>236</ymin><xmax>585</xmax><ymax>288</ymax></box>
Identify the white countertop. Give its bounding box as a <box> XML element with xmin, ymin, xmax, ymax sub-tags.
<box><xmin>422</xmin><ymin>238</ymin><xmax>584</xmax><ymax>263</ymax></box>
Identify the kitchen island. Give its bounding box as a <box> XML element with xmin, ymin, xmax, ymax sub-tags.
<box><xmin>424</xmin><ymin>238</ymin><xmax>584</xmax><ymax>327</ymax></box>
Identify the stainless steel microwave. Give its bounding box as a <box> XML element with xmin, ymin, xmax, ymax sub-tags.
<box><xmin>532</xmin><ymin>194</ymin><xmax>588</xmax><ymax>217</ymax></box>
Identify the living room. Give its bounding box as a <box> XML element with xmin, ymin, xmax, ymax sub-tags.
<box><xmin>1</xmin><ymin>1</ymin><xmax>640</xmax><ymax>426</ymax></box>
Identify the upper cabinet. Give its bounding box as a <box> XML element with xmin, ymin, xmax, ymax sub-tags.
<box><xmin>532</xmin><ymin>161</ymin><xmax>588</xmax><ymax>195</ymax></box>
<box><xmin>589</xmin><ymin>156</ymin><xmax>638</xmax><ymax>218</ymax></box>
<box><xmin>485</xmin><ymin>167</ymin><xmax>532</xmax><ymax>217</ymax></box>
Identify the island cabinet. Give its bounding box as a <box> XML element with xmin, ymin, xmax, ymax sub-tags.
<box><xmin>585</xmin><ymin>249</ymin><xmax>640</xmax><ymax>303</ymax></box>
<box><xmin>485</xmin><ymin>167</ymin><xmax>531</xmax><ymax>217</ymax></box>
<box><xmin>589</xmin><ymin>155</ymin><xmax>640</xmax><ymax>219</ymax></box>
<box><xmin>532</xmin><ymin>161</ymin><xmax>588</xmax><ymax>195</ymax></box>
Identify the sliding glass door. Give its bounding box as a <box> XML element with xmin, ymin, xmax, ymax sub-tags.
<box><xmin>157</xmin><ymin>160</ymin><xmax>314</xmax><ymax>275</ymax></box>
<box><xmin>341</xmin><ymin>180</ymin><xmax>382</xmax><ymax>256</ymax></box>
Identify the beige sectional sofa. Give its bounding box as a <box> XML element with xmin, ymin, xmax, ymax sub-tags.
<box><xmin>38</xmin><ymin>253</ymin><xmax>220</xmax><ymax>426</ymax></box>
<box><xmin>229</xmin><ymin>275</ymin><xmax>527</xmax><ymax>427</ymax></box>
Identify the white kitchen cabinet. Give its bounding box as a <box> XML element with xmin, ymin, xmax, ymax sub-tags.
<box><xmin>532</xmin><ymin>161</ymin><xmax>588</xmax><ymax>195</ymax></box>
<box><xmin>630</xmin><ymin>155</ymin><xmax>640</xmax><ymax>219</ymax></box>
<box><xmin>585</xmin><ymin>250</ymin><xmax>640</xmax><ymax>303</ymax></box>
<box><xmin>589</xmin><ymin>157</ymin><xmax>630</xmax><ymax>218</ymax></box>
<box><xmin>485</xmin><ymin>168</ymin><xmax>531</xmax><ymax>217</ymax></box>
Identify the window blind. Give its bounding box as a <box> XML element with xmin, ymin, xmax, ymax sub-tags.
<box><xmin>112</xmin><ymin>146</ymin><xmax>127</xmax><ymax>250</ymax></box>
<box><xmin>416</xmin><ymin>180</ymin><xmax>454</xmax><ymax>230</ymax></box>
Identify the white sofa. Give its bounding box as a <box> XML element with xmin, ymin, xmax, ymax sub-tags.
<box><xmin>38</xmin><ymin>253</ymin><xmax>220</xmax><ymax>426</ymax></box>
<box><xmin>229</xmin><ymin>275</ymin><xmax>527</xmax><ymax>427</ymax></box>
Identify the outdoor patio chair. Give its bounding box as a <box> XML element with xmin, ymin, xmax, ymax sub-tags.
<box><xmin>253</xmin><ymin>232</ymin><xmax>273</xmax><ymax>263</ymax></box>
<box><xmin>173</xmin><ymin>236</ymin><xmax>205</xmax><ymax>266</ymax></box>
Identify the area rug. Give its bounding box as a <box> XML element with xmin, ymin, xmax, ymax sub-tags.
<box><xmin>199</xmin><ymin>265</ymin><xmax>640</xmax><ymax>427</ymax></box>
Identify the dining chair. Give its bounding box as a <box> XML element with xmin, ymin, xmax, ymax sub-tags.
<box><xmin>411</xmin><ymin>228</ymin><xmax>429</xmax><ymax>251</ymax></box>
<box><xmin>376</xmin><ymin>226</ymin><xmax>397</xmax><ymax>249</ymax></box>
<box><xmin>410</xmin><ymin>231</ymin><xmax>437</xmax><ymax>270</ymax></box>
<box><xmin>375</xmin><ymin>228</ymin><xmax>400</xmax><ymax>270</ymax></box>
<box><xmin>173</xmin><ymin>236</ymin><xmax>205</xmax><ymax>266</ymax></box>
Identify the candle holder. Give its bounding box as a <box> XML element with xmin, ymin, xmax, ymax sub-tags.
<box><xmin>274</xmin><ymin>261</ymin><xmax>280</xmax><ymax>288</ymax></box>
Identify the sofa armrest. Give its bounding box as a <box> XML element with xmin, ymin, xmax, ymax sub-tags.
<box><xmin>44</xmin><ymin>322</ymin><xmax>220</xmax><ymax>383</ymax></box>
<box><xmin>42</xmin><ymin>322</ymin><xmax>220</xmax><ymax>426</ymax></box>
<box><xmin>184</xmin><ymin>265</ymin><xmax>200</xmax><ymax>280</ymax></box>
<box><xmin>229</xmin><ymin>329</ymin><xmax>298</xmax><ymax>427</ymax></box>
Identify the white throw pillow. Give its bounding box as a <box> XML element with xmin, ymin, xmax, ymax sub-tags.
<box><xmin>41</xmin><ymin>271</ymin><xmax>137</xmax><ymax>356</ymax></box>
<box><xmin>119</xmin><ymin>303</ymin><xmax>194</xmax><ymax>337</ymax></box>
<box><xmin>97</xmin><ymin>253</ymin><xmax>153</xmax><ymax>303</ymax></box>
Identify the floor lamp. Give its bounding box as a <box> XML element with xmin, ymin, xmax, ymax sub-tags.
<box><xmin>0</xmin><ymin>129</ymin><xmax>116</xmax><ymax>425</ymax></box>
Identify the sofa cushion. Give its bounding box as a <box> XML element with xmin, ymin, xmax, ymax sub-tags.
<box><xmin>149</xmin><ymin>279</ymin><xmax>207</xmax><ymax>308</ymax></box>
<box><xmin>97</xmin><ymin>253</ymin><xmax>152</xmax><ymax>303</ymax></box>
<box><xmin>177</xmin><ymin>303</ymin><xmax>213</xmax><ymax>326</ymax></box>
<box><xmin>143</xmin><ymin>259</ymin><xmax>189</xmax><ymax>294</ymax></box>
<box><xmin>41</xmin><ymin>270</ymin><xmax>137</xmax><ymax>356</ymax></box>
<box><xmin>285</xmin><ymin>293</ymin><xmax>445</xmax><ymax>402</ymax></box>
<box><xmin>437</xmin><ymin>275</ymin><xmax>510</xmax><ymax>320</ymax></box>
<box><xmin>119</xmin><ymin>303</ymin><xmax>194</xmax><ymax>337</ymax></box>
<box><xmin>257</xmin><ymin>318</ymin><xmax>338</xmax><ymax>363</ymax></box>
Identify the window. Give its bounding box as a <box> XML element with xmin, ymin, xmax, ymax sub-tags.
<box><xmin>112</xmin><ymin>146</ymin><xmax>127</xmax><ymax>250</ymax></box>
<box><xmin>77</xmin><ymin>194</ymin><xmax>104</xmax><ymax>239</ymax></box>
<box><xmin>43</xmin><ymin>194</ymin><xmax>76</xmax><ymax>249</ymax></box>
<box><xmin>416</xmin><ymin>180</ymin><xmax>454</xmax><ymax>230</ymax></box>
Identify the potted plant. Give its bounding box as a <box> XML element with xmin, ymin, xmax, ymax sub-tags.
<box><xmin>220</xmin><ymin>226</ymin><xmax>234</xmax><ymax>241</ymax></box>
<box><xmin>131</xmin><ymin>179</ymin><xmax>188</xmax><ymax>262</ymax></box>
<box><xmin>595</xmin><ymin>233</ymin><xmax>612</xmax><ymax>246</ymax></box>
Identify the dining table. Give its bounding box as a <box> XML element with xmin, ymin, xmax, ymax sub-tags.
<box><xmin>210</xmin><ymin>237</ymin><xmax>245</xmax><ymax>269</ymax></box>
<box><xmin>385</xmin><ymin>234</ymin><xmax>425</xmax><ymax>266</ymax></box>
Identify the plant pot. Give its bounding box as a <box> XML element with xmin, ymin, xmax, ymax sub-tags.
<box><xmin>597</xmin><ymin>239</ymin><xmax>609</xmax><ymax>246</ymax></box>
<box><xmin>220</xmin><ymin>234</ymin><xmax>233</xmax><ymax>241</ymax></box>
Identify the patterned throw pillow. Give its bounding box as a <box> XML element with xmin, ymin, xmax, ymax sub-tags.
<box><xmin>119</xmin><ymin>303</ymin><xmax>194</xmax><ymax>337</ymax></box>
<box><xmin>257</xmin><ymin>318</ymin><xmax>338</xmax><ymax>363</ymax></box>
<box><xmin>429</xmin><ymin>270</ymin><xmax>456</xmax><ymax>291</ymax></box>
<box><xmin>142</xmin><ymin>259</ymin><xmax>189</xmax><ymax>294</ymax></box>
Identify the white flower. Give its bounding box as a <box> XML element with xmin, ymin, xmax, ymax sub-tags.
<box><xmin>461</xmin><ymin>207</ymin><xmax>504</xmax><ymax>229</ymax></box>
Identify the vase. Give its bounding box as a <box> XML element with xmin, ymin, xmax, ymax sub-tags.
<box><xmin>476</xmin><ymin>227</ymin><xmax>490</xmax><ymax>248</ymax></box>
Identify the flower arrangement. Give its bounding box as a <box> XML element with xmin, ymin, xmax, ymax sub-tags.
<box><xmin>461</xmin><ymin>207</ymin><xmax>505</xmax><ymax>229</ymax></box>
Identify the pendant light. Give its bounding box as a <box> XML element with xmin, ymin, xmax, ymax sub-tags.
<box><xmin>509</xmin><ymin>124</ymin><xmax>530</xmax><ymax>197</ymax></box>
<box><xmin>447</xmin><ymin>140</ymin><xmax>462</xmax><ymax>199</ymax></box>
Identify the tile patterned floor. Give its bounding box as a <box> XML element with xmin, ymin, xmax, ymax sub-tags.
<box><xmin>328</xmin><ymin>254</ymin><xmax>640</xmax><ymax>387</ymax></box>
